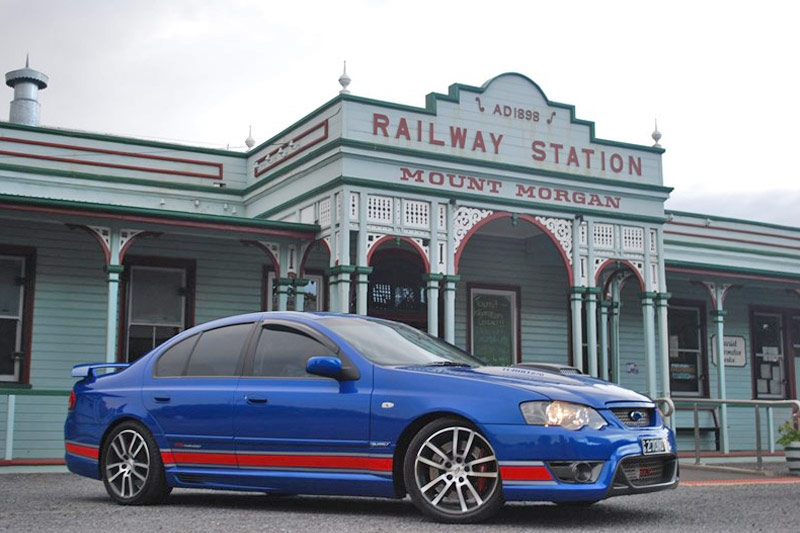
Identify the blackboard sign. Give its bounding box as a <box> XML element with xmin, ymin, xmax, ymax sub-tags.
<box><xmin>470</xmin><ymin>287</ymin><xmax>518</xmax><ymax>365</ymax></box>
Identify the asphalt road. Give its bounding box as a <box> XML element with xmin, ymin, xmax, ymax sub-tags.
<box><xmin>1</xmin><ymin>473</ymin><xmax>799</xmax><ymax>532</ymax></box>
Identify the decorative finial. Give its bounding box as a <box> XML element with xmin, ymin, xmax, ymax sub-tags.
<box><xmin>245</xmin><ymin>125</ymin><xmax>255</xmax><ymax>149</ymax></box>
<box><xmin>25</xmin><ymin>53</ymin><xmax>29</xmax><ymax>68</ymax></box>
<box><xmin>652</xmin><ymin>119</ymin><xmax>662</xmax><ymax>148</ymax></box>
<box><xmin>338</xmin><ymin>61</ymin><xmax>351</xmax><ymax>94</ymax></box>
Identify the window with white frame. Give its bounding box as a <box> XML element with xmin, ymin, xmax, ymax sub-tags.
<box><xmin>0</xmin><ymin>254</ymin><xmax>28</xmax><ymax>382</ymax></box>
<box><xmin>125</xmin><ymin>265</ymin><xmax>188</xmax><ymax>362</ymax></box>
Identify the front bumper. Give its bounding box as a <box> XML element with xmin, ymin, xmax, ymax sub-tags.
<box><xmin>482</xmin><ymin>423</ymin><xmax>678</xmax><ymax>503</ymax></box>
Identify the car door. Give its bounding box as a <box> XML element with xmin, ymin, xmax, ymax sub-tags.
<box><xmin>233</xmin><ymin>320</ymin><xmax>376</xmax><ymax>482</ymax></box>
<box><xmin>142</xmin><ymin>321</ymin><xmax>257</xmax><ymax>467</ymax></box>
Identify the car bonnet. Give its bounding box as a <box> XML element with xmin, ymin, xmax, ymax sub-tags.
<box><xmin>403</xmin><ymin>365</ymin><xmax>652</xmax><ymax>408</ymax></box>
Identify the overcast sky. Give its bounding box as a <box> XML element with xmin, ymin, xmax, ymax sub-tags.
<box><xmin>2</xmin><ymin>0</ymin><xmax>798</xmax><ymax>226</ymax></box>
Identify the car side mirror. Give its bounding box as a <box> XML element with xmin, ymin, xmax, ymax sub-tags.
<box><xmin>306</xmin><ymin>356</ymin><xmax>343</xmax><ymax>378</ymax></box>
<box><xmin>306</xmin><ymin>356</ymin><xmax>360</xmax><ymax>381</ymax></box>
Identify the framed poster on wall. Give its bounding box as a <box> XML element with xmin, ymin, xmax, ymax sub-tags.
<box><xmin>468</xmin><ymin>284</ymin><xmax>520</xmax><ymax>366</ymax></box>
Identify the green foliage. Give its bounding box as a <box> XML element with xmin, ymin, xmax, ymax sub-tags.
<box><xmin>776</xmin><ymin>421</ymin><xmax>800</xmax><ymax>446</ymax></box>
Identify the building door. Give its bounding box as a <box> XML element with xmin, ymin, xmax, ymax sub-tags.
<box><xmin>0</xmin><ymin>256</ymin><xmax>24</xmax><ymax>382</ymax></box>
<box><xmin>368</xmin><ymin>248</ymin><xmax>427</xmax><ymax>330</ymax></box>
<box><xmin>668</xmin><ymin>305</ymin><xmax>707</xmax><ymax>397</ymax></box>
<box><xmin>752</xmin><ymin>312</ymin><xmax>789</xmax><ymax>399</ymax></box>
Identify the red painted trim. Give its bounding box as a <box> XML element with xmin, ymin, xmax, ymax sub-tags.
<box><xmin>595</xmin><ymin>258</ymin><xmax>646</xmax><ymax>291</ymax></box>
<box><xmin>67</xmin><ymin>224</ymin><xmax>111</xmax><ymax>265</ymax></box>
<box><xmin>162</xmin><ymin>451</ymin><xmax>392</xmax><ymax>472</ymax></box>
<box><xmin>453</xmin><ymin>212</ymin><xmax>573</xmax><ymax>284</ymax></box>
<box><xmin>666</xmin><ymin>266</ymin><xmax>800</xmax><ymax>286</ymax></box>
<box><xmin>665</xmin><ymin>229</ymin><xmax>800</xmax><ymax>252</ymax></box>
<box><xmin>367</xmin><ymin>236</ymin><xmax>431</xmax><ymax>273</ymax></box>
<box><xmin>170</xmin><ymin>451</ymin><xmax>238</xmax><ymax>466</ymax></box>
<box><xmin>65</xmin><ymin>442</ymin><xmax>99</xmax><ymax>460</ymax></box>
<box><xmin>0</xmin><ymin>459</ymin><xmax>66</xmax><ymax>466</ymax></box>
<box><xmin>118</xmin><ymin>232</ymin><xmax>161</xmax><ymax>264</ymax></box>
<box><xmin>299</xmin><ymin>238</ymin><xmax>331</xmax><ymax>277</ymax></box>
<box><xmin>161</xmin><ymin>450</ymin><xmax>177</xmax><ymax>465</ymax></box>
<box><xmin>0</xmin><ymin>203</ymin><xmax>317</xmax><ymax>240</ymax></box>
<box><xmin>238</xmin><ymin>454</ymin><xmax>393</xmax><ymax>472</ymax></box>
<box><xmin>0</xmin><ymin>136</ymin><xmax>223</xmax><ymax>179</ymax></box>
<box><xmin>241</xmin><ymin>240</ymin><xmax>281</xmax><ymax>278</ymax></box>
<box><xmin>254</xmin><ymin>120</ymin><xmax>329</xmax><ymax>178</ymax></box>
<box><xmin>499</xmin><ymin>465</ymin><xmax>553</xmax><ymax>481</ymax></box>
<box><xmin>667</xmin><ymin>220</ymin><xmax>800</xmax><ymax>244</ymax></box>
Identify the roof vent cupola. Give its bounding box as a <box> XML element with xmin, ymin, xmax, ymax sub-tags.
<box><xmin>5</xmin><ymin>55</ymin><xmax>49</xmax><ymax>126</ymax></box>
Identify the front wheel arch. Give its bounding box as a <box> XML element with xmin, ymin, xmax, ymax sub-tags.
<box><xmin>402</xmin><ymin>416</ymin><xmax>504</xmax><ymax>523</ymax></box>
<box><xmin>391</xmin><ymin>412</ymin><xmax>478</xmax><ymax>498</ymax></box>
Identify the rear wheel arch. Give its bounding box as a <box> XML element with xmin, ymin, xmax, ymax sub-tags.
<box><xmin>97</xmin><ymin>416</ymin><xmax>158</xmax><ymax>477</ymax></box>
<box><xmin>99</xmin><ymin>419</ymin><xmax>171</xmax><ymax>504</ymax></box>
<box><xmin>391</xmin><ymin>411</ymin><xmax>477</xmax><ymax>498</ymax></box>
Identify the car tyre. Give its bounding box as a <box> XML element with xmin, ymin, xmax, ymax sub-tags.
<box><xmin>403</xmin><ymin>417</ymin><xmax>503</xmax><ymax>523</ymax></box>
<box><xmin>101</xmin><ymin>421</ymin><xmax>170</xmax><ymax>505</ymax></box>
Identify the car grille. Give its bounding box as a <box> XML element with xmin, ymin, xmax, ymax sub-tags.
<box><xmin>611</xmin><ymin>408</ymin><xmax>654</xmax><ymax>427</ymax></box>
<box><xmin>616</xmin><ymin>456</ymin><xmax>674</xmax><ymax>487</ymax></box>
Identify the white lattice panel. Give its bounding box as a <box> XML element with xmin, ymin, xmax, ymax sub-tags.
<box><xmin>366</xmin><ymin>233</ymin><xmax>385</xmax><ymax>254</ymax></box>
<box><xmin>650</xmin><ymin>229</ymin><xmax>658</xmax><ymax>254</ymax></box>
<box><xmin>404</xmin><ymin>200</ymin><xmax>430</xmax><ymax>228</ymax></box>
<box><xmin>438</xmin><ymin>204</ymin><xmax>446</xmax><ymax>231</ymax></box>
<box><xmin>580</xmin><ymin>222</ymin><xmax>588</xmax><ymax>246</ymax></box>
<box><xmin>350</xmin><ymin>193</ymin><xmax>359</xmax><ymax>221</ymax></box>
<box><xmin>534</xmin><ymin>217</ymin><xmax>573</xmax><ymax>265</ymax></box>
<box><xmin>367</xmin><ymin>195</ymin><xmax>393</xmax><ymax>223</ymax></box>
<box><xmin>119</xmin><ymin>229</ymin><xmax>143</xmax><ymax>252</ymax></box>
<box><xmin>88</xmin><ymin>226</ymin><xmax>111</xmax><ymax>250</ymax></box>
<box><xmin>318</xmin><ymin>198</ymin><xmax>331</xmax><ymax>227</ymax></box>
<box><xmin>622</xmin><ymin>226</ymin><xmax>644</xmax><ymax>251</ymax></box>
<box><xmin>454</xmin><ymin>207</ymin><xmax>494</xmax><ymax>254</ymax></box>
<box><xmin>593</xmin><ymin>223</ymin><xmax>614</xmax><ymax>249</ymax></box>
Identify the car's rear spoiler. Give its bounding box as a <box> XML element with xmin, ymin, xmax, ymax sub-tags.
<box><xmin>71</xmin><ymin>362</ymin><xmax>130</xmax><ymax>378</ymax></box>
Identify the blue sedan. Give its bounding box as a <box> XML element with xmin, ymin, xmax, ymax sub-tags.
<box><xmin>65</xmin><ymin>312</ymin><xmax>678</xmax><ymax>523</ymax></box>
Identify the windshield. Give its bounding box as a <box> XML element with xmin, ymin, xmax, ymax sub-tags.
<box><xmin>320</xmin><ymin>317</ymin><xmax>484</xmax><ymax>367</ymax></box>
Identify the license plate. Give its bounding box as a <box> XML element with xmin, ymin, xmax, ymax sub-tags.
<box><xmin>641</xmin><ymin>437</ymin><xmax>667</xmax><ymax>455</ymax></box>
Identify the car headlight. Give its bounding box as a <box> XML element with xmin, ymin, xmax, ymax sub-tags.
<box><xmin>520</xmin><ymin>401</ymin><xmax>607</xmax><ymax>430</ymax></box>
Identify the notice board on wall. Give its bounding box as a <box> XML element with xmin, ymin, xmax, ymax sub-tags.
<box><xmin>469</xmin><ymin>286</ymin><xmax>518</xmax><ymax>366</ymax></box>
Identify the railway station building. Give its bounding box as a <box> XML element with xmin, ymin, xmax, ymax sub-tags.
<box><xmin>1</xmin><ymin>63</ymin><xmax>799</xmax><ymax>464</ymax></box>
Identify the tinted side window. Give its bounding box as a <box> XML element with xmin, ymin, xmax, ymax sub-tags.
<box><xmin>252</xmin><ymin>325</ymin><xmax>336</xmax><ymax>377</ymax></box>
<box><xmin>155</xmin><ymin>334</ymin><xmax>199</xmax><ymax>377</ymax></box>
<box><xmin>185</xmin><ymin>323</ymin><xmax>253</xmax><ymax>377</ymax></box>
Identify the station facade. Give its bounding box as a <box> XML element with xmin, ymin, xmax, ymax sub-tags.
<box><xmin>1</xmin><ymin>69</ymin><xmax>799</xmax><ymax>463</ymax></box>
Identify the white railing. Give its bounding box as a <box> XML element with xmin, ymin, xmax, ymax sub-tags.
<box><xmin>656</xmin><ymin>396</ymin><xmax>800</xmax><ymax>469</ymax></box>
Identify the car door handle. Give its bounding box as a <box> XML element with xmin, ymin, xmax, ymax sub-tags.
<box><xmin>245</xmin><ymin>396</ymin><xmax>268</xmax><ymax>404</ymax></box>
<box><xmin>153</xmin><ymin>396</ymin><xmax>171</xmax><ymax>402</ymax></box>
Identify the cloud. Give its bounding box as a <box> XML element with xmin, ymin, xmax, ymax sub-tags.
<box><xmin>666</xmin><ymin>189</ymin><xmax>800</xmax><ymax>227</ymax></box>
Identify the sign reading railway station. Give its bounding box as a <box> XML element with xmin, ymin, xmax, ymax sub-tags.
<box><xmin>348</xmin><ymin>73</ymin><xmax>664</xmax><ymax>186</ymax></box>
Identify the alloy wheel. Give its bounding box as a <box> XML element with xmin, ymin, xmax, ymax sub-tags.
<box><xmin>413</xmin><ymin>425</ymin><xmax>499</xmax><ymax>515</ymax></box>
<box><xmin>104</xmin><ymin>429</ymin><xmax>151</xmax><ymax>499</ymax></box>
